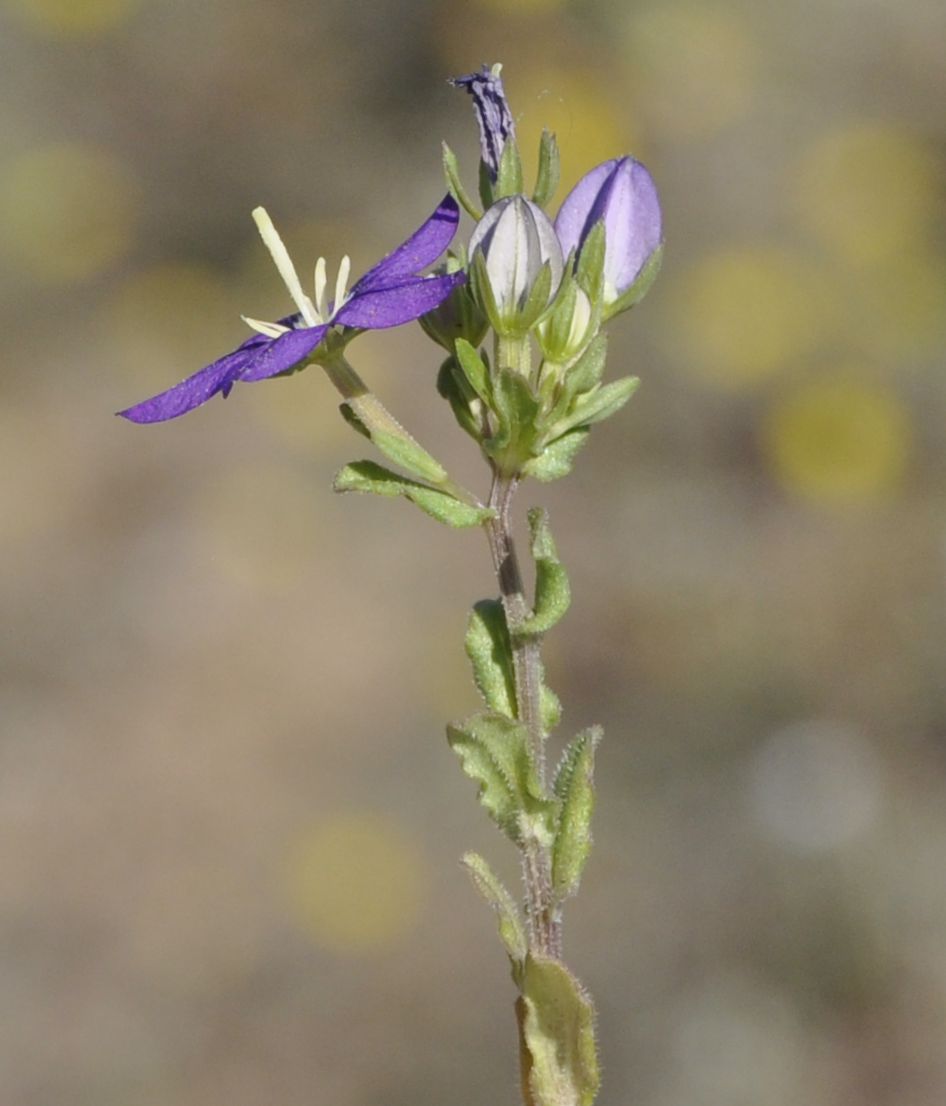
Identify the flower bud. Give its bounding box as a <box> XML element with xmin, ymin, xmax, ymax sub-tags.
<box><xmin>419</xmin><ymin>263</ymin><xmax>488</xmax><ymax>351</ymax></box>
<box><xmin>469</xmin><ymin>195</ymin><xmax>564</xmax><ymax>336</ymax></box>
<box><xmin>537</xmin><ymin>282</ymin><xmax>597</xmax><ymax>365</ymax></box>
<box><xmin>555</xmin><ymin>157</ymin><xmax>662</xmax><ymax>316</ymax></box>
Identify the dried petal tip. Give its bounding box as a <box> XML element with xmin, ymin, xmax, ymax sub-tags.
<box><xmin>451</xmin><ymin>63</ymin><xmax>515</xmax><ymax>182</ymax></box>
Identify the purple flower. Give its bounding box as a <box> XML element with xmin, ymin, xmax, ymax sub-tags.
<box><xmin>119</xmin><ymin>195</ymin><xmax>463</xmax><ymax>423</ymax></box>
<box><xmin>450</xmin><ymin>64</ymin><xmax>515</xmax><ymax>182</ymax></box>
<box><xmin>555</xmin><ymin>157</ymin><xmax>662</xmax><ymax>308</ymax></box>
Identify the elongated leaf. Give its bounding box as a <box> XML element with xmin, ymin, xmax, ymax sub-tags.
<box><xmin>520</xmin><ymin>954</ymin><xmax>600</xmax><ymax>1106</ymax></box>
<box><xmin>334</xmin><ymin>461</ymin><xmax>493</xmax><ymax>528</ymax></box>
<box><xmin>551</xmin><ymin>727</ymin><xmax>601</xmax><ymax>899</ymax></box>
<box><xmin>442</xmin><ymin>141</ymin><xmax>483</xmax><ymax>219</ymax></box>
<box><xmin>532</xmin><ymin>129</ymin><xmax>560</xmax><ymax>209</ymax></box>
<box><xmin>517</xmin><ymin>509</ymin><xmax>570</xmax><ymax>637</ymax></box>
<box><xmin>552</xmin><ymin>377</ymin><xmax>639</xmax><ymax>437</ymax></box>
<box><xmin>461</xmin><ymin>851</ymin><xmax>527</xmax><ymax>974</ymax></box>
<box><xmin>454</xmin><ymin>338</ymin><xmax>492</xmax><ymax>405</ymax></box>
<box><xmin>488</xmin><ymin>369</ymin><xmax>541</xmax><ymax>464</ymax></box>
<box><xmin>523</xmin><ymin>429</ymin><xmax>591</xmax><ymax>483</ymax></box>
<box><xmin>447</xmin><ymin>711</ymin><xmax>554</xmax><ymax>842</ymax></box>
<box><xmin>437</xmin><ymin>357</ymin><xmax>481</xmax><ymax>440</ymax></box>
<box><xmin>465</xmin><ymin>599</ymin><xmax>517</xmax><ymax>719</ymax></box>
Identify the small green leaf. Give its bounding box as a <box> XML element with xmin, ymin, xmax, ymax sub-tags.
<box><xmin>532</xmin><ymin>129</ymin><xmax>561</xmax><ymax>209</ymax></box>
<box><xmin>442</xmin><ymin>141</ymin><xmax>483</xmax><ymax>220</ymax></box>
<box><xmin>551</xmin><ymin>377</ymin><xmax>639</xmax><ymax>437</ymax></box>
<box><xmin>454</xmin><ymin>338</ymin><xmax>492</xmax><ymax>405</ymax></box>
<box><xmin>517</xmin><ymin>508</ymin><xmax>570</xmax><ymax>637</ymax></box>
<box><xmin>515</xmin><ymin>261</ymin><xmax>554</xmax><ymax>333</ymax></box>
<box><xmin>495</xmin><ymin>137</ymin><xmax>524</xmax><ymax>199</ymax></box>
<box><xmin>488</xmin><ymin>369</ymin><xmax>542</xmax><ymax>466</ymax></box>
<box><xmin>603</xmin><ymin>243</ymin><xmax>663</xmax><ymax>321</ymax></box>
<box><xmin>368</xmin><ymin>425</ymin><xmax>449</xmax><ymax>485</ymax></box>
<box><xmin>551</xmin><ymin>727</ymin><xmax>601</xmax><ymax>900</ymax></box>
<box><xmin>437</xmin><ymin>357</ymin><xmax>481</xmax><ymax>441</ymax></box>
<box><xmin>562</xmin><ymin>334</ymin><xmax>608</xmax><ymax>399</ymax></box>
<box><xmin>447</xmin><ymin>711</ymin><xmax>554</xmax><ymax>842</ymax></box>
<box><xmin>461</xmin><ymin>851</ymin><xmax>527</xmax><ymax>973</ymax></box>
<box><xmin>465</xmin><ymin>599</ymin><xmax>517</xmax><ymax>719</ymax></box>
<box><xmin>334</xmin><ymin>461</ymin><xmax>493</xmax><ymax>528</ymax></box>
<box><xmin>522</xmin><ymin>429</ymin><xmax>591</xmax><ymax>483</ymax></box>
<box><xmin>540</xmin><ymin>680</ymin><xmax>562</xmax><ymax>733</ymax></box>
<box><xmin>520</xmin><ymin>954</ymin><xmax>600</xmax><ymax>1106</ymax></box>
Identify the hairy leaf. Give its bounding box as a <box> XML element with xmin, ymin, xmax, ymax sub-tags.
<box><xmin>334</xmin><ymin>461</ymin><xmax>493</xmax><ymax>528</ymax></box>
<box><xmin>517</xmin><ymin>508</ymin><xmax>570</xmax><ymax>636</ymax></box>
<box><xmin>465</xmin><ymin>599</ymin><xmax>517</xmax><ymax>719</ymax></box>
<box><xmin>551</xmin><ymin>727</ymin><xmax>601</xmax><ymax>899</ymax></box>
<box><xmin>461</xmin><ymin>851</ymin><xmax>527</xmax><ymax>974</ymax></box>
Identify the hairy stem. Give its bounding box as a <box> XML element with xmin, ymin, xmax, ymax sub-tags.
<box><xmin>485</xmin><ymin>472</ymin><xmax>562</xmax><ymax>959</ymax></box>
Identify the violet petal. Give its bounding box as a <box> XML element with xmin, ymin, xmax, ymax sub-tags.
<box><xmin>334</xmin><ymin>272</ymin><xmax>464</xmax><ymax>329</ymax></box>
<box><xmin>238</xmin><ymin>324</ymin><xmax>329</xmax><ymax>382</ymax></box>
<box><xmin>353</xmin><ymin>195</ymin><xmax>460</xmax><ymax>293</ymax></box>
<box><xmin>451</xmin><ymin>65</ymin><xmax>515</xmax><ymax>181</ymax></box>
<box><xmin>117</xmin><ymin>348</ymin><xmax>250</xmax><ymax>423</ymax></box>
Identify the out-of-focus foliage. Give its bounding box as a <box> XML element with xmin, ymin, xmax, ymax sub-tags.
<box><xmin>1</xmin><ymin>0</ymin><xmax>944</xmax><ymax>1104</ymax></box>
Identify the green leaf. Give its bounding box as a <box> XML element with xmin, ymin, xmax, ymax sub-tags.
<box><xmin>441</xmin><ymin>141</ymin><xmax>483</xmax><ymax>220</ymax></box>
<box><xmin>334</xmin><ymin>461</ymin><xmax>493</xmax><ymax>528</ymax></box>
<box><xmin>437</xmin><ymin>357</ymin><xmax>481</xmax><ymax>441</ymax></box>
<box><xmin>461</xmin><ymin>851</ymin><xmax>527</xmax><ymax>974</ymax></box>
<box><xmin>522</xmin><ymin>429</ymin><xmax>591</xmax><ymax>483</ymax></box>
<box><xmin>551</xmin><ymin>727</ymin><xmax>601</xmax><ymax>900</ymax></box>
<box><xmin>532</xmin><ymin>129</ymin><xmax>560</xmax><ymax>209</ymax></box>
<box><xmin>495</xmin><ymin>136</ymin><xmax>524</xmax><ymax>199</ymax></box>
<box><xmin>540</xmin><ymin>680</ymin><xmax>562</xmax><ymax>733</ymax></box>
<box><xmin>562</xmin><ymin>334</ymin><xmax>607</xmax><ymax>399</ymax></box>
<box><xmin>454</xmin><ymin>338</ymin><xmax>492</xmax><ymax>405</ymax></box>
<box><xmin>368</xmin><ymin>426</ymin><xmax>449</xmax><ymax>485</ymax></box>
<box><xmin>517</xmin><ymin>508</ymin><xmax>570</xmax><ymax>637</ymax></box>
<box><xmin>551</xmin><ymin>377</ymin><xmax>639</xmax><ymax>437</ymax></box>
<box><xmin>519</xmin><ymin>954</ymin><xmax>600</xmax><ymax>1106</ymax></box>
<box><xmin>488</xmin><ymin>368</ymin><xmax>542</xmax><ymax>465</ymax></box>
<box><xmin>446</xmin><ymin>711</ymin><xmax>554</xmax><ymax>843</ymax></box>
<box><xmin>465</xmin><ymin>599</ymin><xmax>517</xmax><ymax>719</ymax></box>
<box><xmin>515</xmin><ymin>261</ymin><xmax>554</xmax><ymax>333</ymax></box>
<box><xmin>603</xmin><ymin>243</ymin><xmax>663</xmax><ymax>321</ymax></box>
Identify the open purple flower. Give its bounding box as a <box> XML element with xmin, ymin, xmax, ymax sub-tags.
<box><xmin>119</xmin><ymin>194</ymin><xmax>463</xmax><ymax>423</ymax></box>
<box><xmin>555</xmin><ymin>157</ymin><xmax>662</xmax><ymax>310</ymax></box>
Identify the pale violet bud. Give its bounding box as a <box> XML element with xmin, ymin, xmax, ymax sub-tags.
<box><xmin>469</xmin><ymin>195</ymin><xmax>564</xmax><ymax>336</ymax></box>
<box><xmin>555</xmin><ymin>157</ymin><xmax>662</xmax><ymax>314</ymax></box>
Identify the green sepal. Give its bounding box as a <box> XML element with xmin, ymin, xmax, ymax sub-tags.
<box><xmin>487</xmin><ymin>369</ymin><xmax>542</xmax><ymax>470</ymax></box>
<box><xmin>437</xmin><ymin>357</ymin><xmax>481</xmax><ymax>441</ymax></box>
<box><xmin>447</xmin><ymin>711</ymin><xmax>555</xmax><ymax>843</ymax></box>
<box><xmin>517</xmin><ymin>508</ymin><xmax>570</xmax><ymax>637</ymax></box>
<box><xmin>454</xmin><ymin>338</ymin><xmax>493</xmax><ymax>405</ymax></box>
<box><xmin>442</xmin><ymin>141</ymin><xmax>482</xmax><ymax>220</ymax></box>
<box><xmin>334</xmin><ymin>461</ymin><xmax>493</xmax><ymax>528</ymax></box>
<box><xmin>603</xmin><ymin>243</ymin><xmax>663</xmax><ymax>321</ymax></box>
<box><xmin>461</xmin><ymin>851</ymin><xmax>527</xmax><ymax>979</ymax></box>
<box><xmin>519</xmin><ymin>954</ymin><xmax>600</xmax><ymax>1106</ymax></box>
<box><xmin>551</xmin><ymin>726</ymin><xmax>601</xmax><ymax>900</ymax></box>
<box><xmin>339</xmin><ymin>399</ymin><xmax>450</xmax><ymax>485</ymax></box>
<box><xmin>513</xmin><ymin>260</ymin><xmax>554</xmax><ymax>334</ymax></box>
<box><xmin>495</xmin><ymin>136</ymin><xmax>524</xmax><ymax>199</ymax></box>
<box><xmin>470</xmin><ymin>249</ymin><xmax>503</xmax><ymax>334</ymax></box>
<box><xmin>575</xmin><ymin>221</ymin><xmax>606</xmax><ymax>304</ymax></box>
<box><xmin>338</xmin><ymin>402</ymin><xmax>371</xmax><ymax>440</ymax></box>
<box><xmin>561</xmin><ymin>334</ymin><xmax>608</xmax><ymax>401</ymax></box>
<box><xmin>522</xmin><ymin>429</ymin><xmax>591</xmax><ymax>483</ymax></box>
<box><xmin>550</xmin><ymin>376</ymin><xmax>640</xmax><ymax>438</ymax></box>
<box><xmin>466</xmin><ymin>599</ymin><xmax>517</xmax><ymax>719</ymax></box>
<box><xmin>532</xmin><ymin>129</ymin><xmax>560</xmax><ymax>209</ymax></box>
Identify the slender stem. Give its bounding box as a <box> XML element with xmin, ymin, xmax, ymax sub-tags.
<box><xmin>485</xmin><ymin>471</ymin><xmax>562</xmax><ymax>959</ymax></box>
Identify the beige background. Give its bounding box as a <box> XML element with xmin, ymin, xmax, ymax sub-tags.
<box><xmin>1</xmin><ymin>0</ymin><xmax>945</xmax><ymax>1103</ymax></box>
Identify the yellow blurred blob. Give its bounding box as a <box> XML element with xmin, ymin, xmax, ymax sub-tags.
<box><xmin>794</xmin><ymin>123</ymin><xmax>939</xmax><ymax>267</ymax></box>
<box><xmin>626</xmin><ymin>4</ymin><xmax>759</xmax><ymax>138</ymax></box>
<box><xmin>4</xmin><ymin>0</ymin><xmax>138</xmax><ymax>35</ymax></box>
<box><xmin>763</xmin><ymin>375</ymin><xmax>911</xmax><ymax>505</ymax></box>
<box><xmin>509</xmin><ymin>68</ymin><xmax>633</xmax><ymax>198</ymax></box>
<box><xmin>668</xmin><ymin>248</ymin><xmax>825</xmax><ymax>388</ymax></box>
<box><xmin>104</xmin><ymin>262</ymin><xmax>237</xmax><ymax>378</ymax></box>
<box><xmin>0</xmin><ymin>143</ymin><xmax>138</xmax><ymax>283</ymax></box>
<box><xmin>286</xmin><ymin>813</ymin><xmax>428</xmax><ymax>954</ymax></box>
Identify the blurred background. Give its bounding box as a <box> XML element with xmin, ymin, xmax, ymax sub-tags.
<box><xmin>1</xmin><ymin>0</ymin><xmax>945</xmax><ymax>1103</ymax></box>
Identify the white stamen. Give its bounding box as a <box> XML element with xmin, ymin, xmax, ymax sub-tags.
<box><xmin>314</xmin><ymin>257</ymin><xmax>328</xmax><ymax>321</ymax></box>
<box><xmin>334</xmin><ymin>255</ymin><xmax>352</xmax><ymax>314</ymax></box>
<box><xmin>242</xmin><ymin>315</ymin><xmax>289</xmax><ymax>339</ymax></box>
<box><xmin>252</xmin><ymin>207</ymin><xmax>319</xmax><ymax>327</ymax></box>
